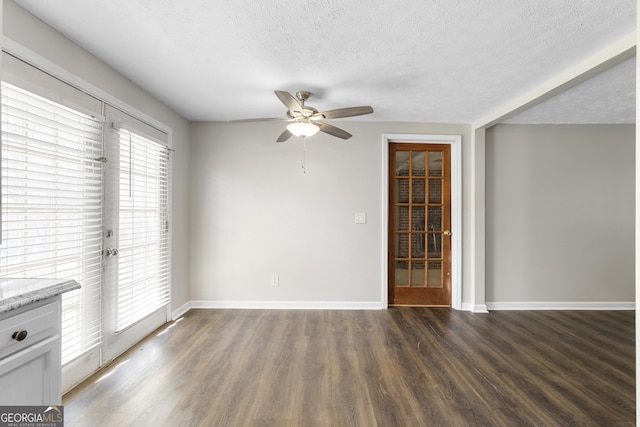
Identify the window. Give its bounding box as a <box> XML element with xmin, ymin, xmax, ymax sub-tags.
<box><xmin>115</xmin><ymin>128</ymin><xmax>170</xmax><ymax>331</ymax></box>
<box><xmin>0</xmin><ymin>82</ymin><xmax>103</xmax><ymax>363</ymax></box>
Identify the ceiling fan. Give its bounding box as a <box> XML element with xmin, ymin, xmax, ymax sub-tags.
<box><xmin>230</xmin><ymin>90</ymin><xmax>374</xmax><ymax>142</ymax></box>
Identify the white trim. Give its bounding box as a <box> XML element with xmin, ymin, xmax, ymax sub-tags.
<box><xmin>2</xmin><ymin>51</ymin><xmax>105</xmax><ymax>120</ymax></box>
<box><xmin>460</xmin><ymin>303</ymin><xmax>490</xmax><ymax>313</ymax></box>
<box><xmin>381</xmin><ymin>133</ymin><xmax>462</xmax><ymax>310</ymax></box>
<box><xmin>460</xmin><ymin>303</ymin><xmax>473</xmax><ymax>311</ymax></box>
<box><xmin>171</xmin><ymin>301</ymin><xmax>192</xmax><ymax>320</ymax></box>
<box><xmin>111</xmin><ymin>121</ymin><xmax>169</xmax><ymax>147</ymax></box>
<box><xmin>468</xmin><ymin>129</ymin><xmax>486</xmax><ymax>312</ymax></box>
<box><xmin>473</xmin><ymin>31</ymin><xmax>636</xmax><ymax>129</ymax></box>
<box><xmin>191</xmin><ymin>300</ymin><xmax>384</xmax><ymax>310</ymax></box>
<box><xmin>487</xmin><ymin>301</ymin><xmax>635</xmax><ymax>311</ymax></box>
<box><xmin>62</xmin><ymin>346</ymin><xmax>100</xmax><ymax>393</ymax></box>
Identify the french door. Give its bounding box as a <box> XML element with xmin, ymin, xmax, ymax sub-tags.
<box><xmin>59</xmin><ymin>110</ymin><xmax>171</xmax><ymax>389</ymax></box>
<box><xmin>388</xmin><ymin>143</ymin><xmax>451</xmax><ymax>306</ymax></box>
<box><xmin>1</xmin><ymin>53</ymin><xmax>172</xmax><ymax>390</ymax></box>
<box><xmin>100</xmin><ymin>111</ymin><xmax>171</xmax><ymax>364</ymax></box>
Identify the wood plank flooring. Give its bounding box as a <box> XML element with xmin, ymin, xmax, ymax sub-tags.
<box><xmin>63</xmin><ymin>308</ymin><xmax>635</xmax><ymax>426</ymax></box>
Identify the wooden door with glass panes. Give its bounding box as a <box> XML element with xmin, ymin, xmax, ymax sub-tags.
<box><xmin>389</xmin><ymin>143</ymin><xmax>451</xmax><ymax>306</ymax></box>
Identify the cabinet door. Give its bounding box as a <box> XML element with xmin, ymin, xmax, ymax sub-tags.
<box><xmin>0</xmin><ymin>336</ymin><xmax>61</xmax><ymax>405</ymax></box>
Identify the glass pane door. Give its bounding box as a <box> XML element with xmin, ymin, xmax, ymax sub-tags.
<box><xmin>389</xmin><ymin>143</ymin><xmax>451</xmax><ymax>306</ymax></box>
<box><xmin>101</xmin><ymin>114</ymin><xmax>170</xmax><ymax>364</ymax></box>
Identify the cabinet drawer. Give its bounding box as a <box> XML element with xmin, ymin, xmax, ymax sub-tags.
<box><xmin>0</xmin><ymin>301</ymin><xmax>60</xmax><ymax>357</ymax></box>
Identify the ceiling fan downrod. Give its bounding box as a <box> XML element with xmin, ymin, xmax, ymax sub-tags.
<box><xmin>295</xmin><ymin>91</ymin><xmax>311</xmax><ymax>105</ymax></box>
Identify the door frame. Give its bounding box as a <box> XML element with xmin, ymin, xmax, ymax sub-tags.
<box><xmin>381</xmin><ymin>134</ymin><xmax>462</xmax><ymax>309</ymax></box>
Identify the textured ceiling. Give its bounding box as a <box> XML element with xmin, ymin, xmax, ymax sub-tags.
<box><xmin>13</xmin><ymin>0</ymin><xmax>636</xmax><ymax>124</ymax></box>
<box><xmin>504</xmin><ymin>57</ymin><xmax>636</xmax><ymax>124</ymax></box>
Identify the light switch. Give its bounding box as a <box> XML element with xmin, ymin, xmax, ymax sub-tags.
<box><xmin>355</xmin><ymin>212</ymin><xmax>367</xmax><ymax>224</ymax></box>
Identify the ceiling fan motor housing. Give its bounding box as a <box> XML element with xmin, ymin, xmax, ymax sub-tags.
<box><xmin>296</xmin><ymin>90</ymin><xmax>312</xmax><ymax>103</ymax></box>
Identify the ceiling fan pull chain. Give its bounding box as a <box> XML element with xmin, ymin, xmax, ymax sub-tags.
<box><xmin>302</xmin><ymin>137</ymin><xmax>306</xmax><ymax>174</ymax></box>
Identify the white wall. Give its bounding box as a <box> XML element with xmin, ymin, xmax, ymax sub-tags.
<box><xmin>8</xmin><ymin>0</ymin><xmax>630</xmax><ymax>312</ymax></box>
<box><xmin>3</xmin><ymin>0</ymin><xmax>191</xmax><ymax>311</ymax></box>
<box><xmin>486</xmin><ymin>124</ymin><xmax>634</xmax><ymax>308</ymax></box>
<box><xmin>189</xmin><ymin>121</ymin><xmax>472</xmax><ymax>307</ymax></box>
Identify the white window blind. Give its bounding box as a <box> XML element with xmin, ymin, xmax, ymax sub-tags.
<box><xmin>0</xmin><ymin>82</ymin><xmax>104</xmax><ymax>364</ymax></box>
<box><xmin>115</xmin><ymin>128</ymin><xmax>170</xmax><ymax>332</ymax></box>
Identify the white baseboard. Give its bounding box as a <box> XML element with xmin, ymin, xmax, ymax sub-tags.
<box><xmin>171</xmin><ymin>301</ymin><xmax>192</xmax><ymax>319</ymax></box>
<box><xmin>190</xmin><ymin>300</ymin><xmax>385</xmax><ymax>310</ymax></box>
<box><xmin>472</xmin><ymin>304</ymin><xmax>489</xmax><ymax>313</ymax></box>
<box><xmin>486</xmin><ymin>301</ymin><xmax>635</xmax><ymax>310</ymax></box>
<box><xmin>174</xmin><ymin>300</ymin><xmax>633</xmax><ymax>315</ymax></box>
<box><xmin>460</xmin><ymin>303</ymin><xmax>489</xmax><ymax>313</ymax></box>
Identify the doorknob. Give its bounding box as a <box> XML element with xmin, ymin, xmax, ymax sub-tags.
<box><xmin>104</xmin><ymin>248</ymin><xmax>119</xmax><ymax>257</ymax></box>
<box><xmin>443</xmin><ymin>230</ymin><xmax>452</xmax><ymax>237</ymax></box>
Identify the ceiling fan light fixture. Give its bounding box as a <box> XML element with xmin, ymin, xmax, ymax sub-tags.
<box><xmin>287</xmin><ymin>120</ymin><xmax>320</xmax><ymax>137</ymax></box>
<box><xmin>232</xmin><ymin>90</ymin><xmax>373</xmax><ymax>142</ymax></box>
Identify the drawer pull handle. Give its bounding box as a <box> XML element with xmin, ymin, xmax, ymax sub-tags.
<box><xmin>11</xmin><ymin>330</ymin><xmax>28</xmax><ymax>342</ymax></box>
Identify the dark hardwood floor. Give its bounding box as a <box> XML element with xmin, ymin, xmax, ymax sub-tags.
<box><xmin>63</xmin><ymin>308</ymin><xmax>635</xmax><ymax>426</ymax></box>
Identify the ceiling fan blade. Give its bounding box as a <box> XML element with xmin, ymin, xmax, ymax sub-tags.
<box><xmin>274</xmin><ymin>90</ymin><xmax>302</xmax><ymax>113</ymax></box>
<box><xmin>276</xmin><ymin>129</ymin><xmax>293</xmax><ymax>142</ymax></box>
<box><xmin>318</xmin><ymin>122</ymin><xmax>352</xmax><ymax>140</ymax></box>
<box><xmin>229</xmin><ymin>117</ymin><xmax>289</xmax><ymax>123</ymax></box>
<box><xmin>318</xmin><ymin>106</ymin><xmax>374</xmax><ymax>119</ymax></box>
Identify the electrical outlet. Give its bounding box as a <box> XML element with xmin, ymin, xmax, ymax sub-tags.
<box><xmin>271</xmin><ymin>274</ymin><xmax>279</xmax><ymax>287</ymax></box>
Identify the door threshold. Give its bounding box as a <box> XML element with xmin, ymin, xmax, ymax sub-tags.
<box><xmin>389</xmin><ymin>304</ymin><xmax>451</xmax><ymax>308</ymax></box>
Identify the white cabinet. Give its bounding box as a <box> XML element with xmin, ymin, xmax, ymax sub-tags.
<box><xmin>0</xmin><ymin>297</ymin><xmax>61</xmax><ymax>405</ymax></box>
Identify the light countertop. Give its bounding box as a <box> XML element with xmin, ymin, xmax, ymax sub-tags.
<box><xmin>0</xmin><ymin>278</ymin><xmax>81</xmax><ymax>313</ymax></box>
